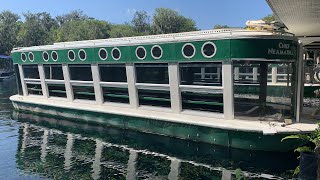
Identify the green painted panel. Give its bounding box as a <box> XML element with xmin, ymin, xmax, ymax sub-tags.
<box><xmin>230</xmin><ymin>39</ymin><xmax>297</xmax><ymax>60</ymax></box>
<box><xmin>12</xmin><ymin>38</ymin><xmax>298</xmax><ymax>64</ymax></box>
<box><xmin>174</xmin><ymin>40</ymin><xmax>230</xmax><ymax>61</ymax></box>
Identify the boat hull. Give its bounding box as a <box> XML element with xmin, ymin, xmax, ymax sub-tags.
<box><xmin>11</xmin><ymin>100</ymin><xmax>307</xmax><ymax>152</ymax></box>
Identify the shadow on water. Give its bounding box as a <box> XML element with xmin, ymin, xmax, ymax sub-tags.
<box><xmin>0</xmin><ymin>79</ymin><xmax>299</xmax><ymax>179</ymax></box>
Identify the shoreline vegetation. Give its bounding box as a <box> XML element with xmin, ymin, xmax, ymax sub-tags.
<box><xmin>0</xmin><ymin>8</ymin><xmax>274</xmax><ymax>56</ymax></box>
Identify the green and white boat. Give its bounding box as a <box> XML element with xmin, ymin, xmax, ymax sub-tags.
<box><xmin>9</xmin><ymin>29</ymin><xmax>318</xmax><ymax>151</ymax></box>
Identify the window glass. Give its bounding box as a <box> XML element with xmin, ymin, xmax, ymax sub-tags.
<box><xmin>23</xmin><ymin>65</ymin><xmax>40</xmax><ymax>79</ymax></box>
<box><xmin>136</xmin><ymin>47</ymin><xmax>146</xmax><ymax>59</ymax></box>
<box><xmin>69</xmin><ymin>64</ymin><xmax>92</xmax><ymax>81</ymax></box>
<box><xmin>43</xmin><ymin>52</ymin><xmax>49</xmax><ymax>61</ymax></box>
<box><xmin>79</xmin><ymin>50</ymin><xmax>86</xmax><ymax>60</ymax></box>
<box><xmin>180</xmin><ymin>63</ymin><xmax>222</xmax><ymax>86</ymax></box>
<box><xmin>44</xmin><ymin>64</ymin><xmax>64</xmax><ymax>80</ymax></box>
<box><xmin>112</xmin><ymin>48</ymin><xmax>121</xmax><ymax>60</ymax></box>
<box><xmin>99</xmin><ymin>48</ymin><xmax>107</xmax><ymax>60</ymax></box>
<box><xmin>27</xmin><ymin>83</ymin><xmax>42</xmax><ymax>95</ymax></box>
<box><xmin>138</xmin><ymin>89</ymin><xmax>171</xmax><ymax>108</ymax></box>
<box><xmin>152</xmin><ymin>46</ymin><xmax>162</xmax><ymax>59</ymax></box>
<box><xmin>73</xmin><ymin>86</ymin><xmax>95</xmax><ymax>100</ymax></box>
<box><xmin>136</xmin><ymin>63</ymin><xmax>169</xmax><ymax>84</ymax></box>
<box><xmin>48</xmin><ymin>84</ymin><xmax>66</xmax><ymax>98</ymax></box>
<box><xmin>102</xmin><ymin>87</ymin><xmax>129</xmax><ymax>104</ymax></box>
<box><xmin>183</xmin><ymin>44</ymin><xmax>195</xmax><ymax>58</ymax></box>
<box><xmin>68</xmin><ymin>51</ymin><xmax>75</xmax><ymax>60</ymax></box>
<box><xmin>51</xmin><ymin>51</ymin><xmax>58</xmax><ymax>61</ymax></box>
<box><xmin>202</xmin><ymin>43</ymin><xmax>216</xmax><ymax>57</ymax></box>
<box><xmin>181</xmin><ymin>91</ymin><xmax>223</xmax><ymax>112</ymax></box>
<box><xmin>99</xmin><ymin>64</ymin><xmax>127</xmax><ymax>82</ymax></box>
<box><xmin>234</xmin><ymin>61</ymin><xmax>295</xmax><ymax>121</ymax></box>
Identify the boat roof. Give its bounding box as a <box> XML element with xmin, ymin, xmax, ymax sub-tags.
<box><xmin>12</xmin><ymin>29</ymin><xmax>295</xmax><ymax>53</ymax></box>
<box><xmin>0</xmin><ymin>55</ymin><xmax>11</xmax><ymax>60</ymax></box>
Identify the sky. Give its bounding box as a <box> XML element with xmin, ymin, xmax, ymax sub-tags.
<box><xmin>0</xmin><ymin>0</ymin><xmax>272</xmax><ymax>29</ymax></box>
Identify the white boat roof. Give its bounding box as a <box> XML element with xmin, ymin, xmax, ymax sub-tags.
<box><xmin>12</xmin><ymin>29</ymin><xmax>295</xmax><ymax>52</ymax></box>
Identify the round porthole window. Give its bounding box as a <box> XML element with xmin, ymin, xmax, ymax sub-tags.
<box><xmin>111</xmin><ymin>47</ymin><xmax>121</xmax><ymax>60</ymax></box>
<box><xmin>78</xmin><ymin>49</ymin><xmax>86</xmax><ymax>61</ymax></box>
<box><xmin>99</xmin><ymin>48</ymin><xmax>108</xmax><ymax>60</ymax></box>
<box><xmin>201</xmin><ymin>42</ymin><xmax>217</xmax><ymax>58</ymax></box>
<box><xmin>43</xmin><ymin>51</ymin><xmax>49</xmax><ymax>61</ymax></box>
<box><xmin>51</xmin><ymin>51</ymin><xmax>58</xmax><ymax>61</ymax></box>
<box><xmin>68</xmin><ymin>50</ymin><xmax>76</xmax><ymax>61</ymax></box>
<box><xmin>182</xmin><ymin>43</ymin><xmax>196</xmax><ymax>59</ymax></box>
<box><xmin>151</xmin><ymin>45</ymin><xmax>163</xmax><ymax>59</ymax></box>
<box><xmin>28</xmin><ymin>52</ymin><xmax>34</xmax><ymax>62</ymax></box>
<box><xmin>21</xmin><ymin>53</ymin><xmax>27</xmax><ymax>62</ymax></box>
<box><xmin>136</xmin><ymin>46</ymin><xmax>147</xmax><ymax>60</ymax></box>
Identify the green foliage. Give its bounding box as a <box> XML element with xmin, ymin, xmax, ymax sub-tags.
<box><xmin>56</xmin><ymin>10</ymin><xmax>90</xmax><ymax>25</ymax></box>
<box><xmin>282</xmin><ymin>124</ymin><xmax>320</xmax><ymax>177</ymax></box>
<box><xmin>282</xmin><ymin>123</ymin><xmax>320</xmax><ymax>148</ymax></box>
<box><xmin>235</xmin><ymin>168</ymin><xmax>248</xmax><ymax>180</ymax></box>
<box><xmin>109</xmin><ymin>24</ymin><xmax>137</xmax><ymax>38</ymax></box>
<box><xmin>262</xmin><ymin>14</ymin><xmax>276</xmax><ymax>23</ymax></box>
<box><xmin>54</xmin><ymin>19</ymin><xmax>111</xmax><ymax>42</ymax></box>
<box><xmin>213</xmin><ymin>24</ymin><xmax>230</xmax><ymax>29</ymax></box>
<box><xmin>0</xmin><ymin>8</ymin><xmax>200</xmax><ymax>54</ymax></box>
<box><xmin>151</xmin><ymin>8</ymin><xmax>198</xmax><ymax>34</ymax></box>
<box><xmin>17</xmin><ymin>12</ymin><xmax>58</xmax><ymax>46</ymax></box>
<box><xmin>0</xmin><ymin>11</ymin><xmax>20</xmax><ymax>55</ymax></box>
<box><xmin>294</xmin><ymin>146</ymin><xmax>313</xmax><ymax>153</ymax></box>
<box><xmin>131</xmin><ymin>10</ymin><xmax>150</xmax><ymax>35</ymax></box>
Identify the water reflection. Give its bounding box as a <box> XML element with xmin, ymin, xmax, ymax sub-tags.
<box><xmin>13</xmin><ymin>112</ymin><xmax>298</xmax><ymax>179</ymax></box>
<box><xmin>0</xmin><ymin>79</ymin><xmax>299</xmax><ymax>179</ymax></box>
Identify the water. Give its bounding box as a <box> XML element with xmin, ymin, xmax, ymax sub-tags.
<box><xmin>0</xmin><ymin>79</ymin><xmax>299</xmax><ymax>179</ymax></box>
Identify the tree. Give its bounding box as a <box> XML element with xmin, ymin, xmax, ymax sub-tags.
<box><xmin>262</xmin><ymin>14</ymin><xmax>276</xmax><ymax>23</ymax></box>
<box><xmin>17</xmin><ymin>12</ymin><xmax>58</xmax><ymax>46</ymax></box>
<box><xmin>54</xmin><ymin>19</ymin><xmax>111</xmax><ymax>42</ymax></box>
<box><xmin>213</xmin><ymin>24</ymin><xmax>230</xmax><ymax>29</ymax></box>
<box><xmin>131</xmin><ymin>11</ymin><xmax>150</xmax><ymax>35</ymax></box>
<box><xmin>109</xmin><ymin>24</ymin><xmax>137</xmax><ymax>38</ymax></box>
<box><xmin>56</xmin><ymin>10</ymin><xmax>90</xmax><ymax>25</ymax></box>
<box><xmin>0</xmin><ymin>11</ymin><xmax>20</xmax><ymax>55</ymax></box>
<box><xmin>151</xmin><ymin>8</ymin><xmax>197</xmax><ymax>34</ymax></box>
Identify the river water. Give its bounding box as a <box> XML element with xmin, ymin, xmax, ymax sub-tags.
<box><xmin>0</xmin><ymin>79</ymin><xmax>299</xmax><ymax>179</ymax></box>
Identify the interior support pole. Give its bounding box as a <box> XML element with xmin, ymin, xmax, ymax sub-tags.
<box><xmin>296</xmin><ymin>43</ymin><xmax>304</xmax><ymax>123</ymax></box>
<box><xmin>259</xmin><ymin>62</ymin><xmax>268</xmax><ymax>116</ymax></box>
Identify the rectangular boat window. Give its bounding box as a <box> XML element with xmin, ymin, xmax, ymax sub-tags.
<box><xmin>48</xmin><ymin>84</ymin><xmax>66</xmax><ymax>98</ymax></box>
<box><xmin>44</xmin><ymin>64</ymin><xmax>64</xmax><ymax>80</ymax></box>
<box><xmin>99</xmin><ymin>64</ymin><xmax>127</xmax><ymax>82</ymax></box>
<box><xmin>234</xmin><ymin>61</ymin><xmax>295</xmax><ymax>121</ymax></box>
<box><xmin>26</xmin><ymin>83</ymin><xmax>42</xmax><ymax>95</ymax></box>
<box><xmin>277</xmin><ymin>64</ymin><xmax>291</xmax><ymax>83</ymax></box>
<box><xmin>234</xmin><ymin>63</ymin><xmax>260</xmax><ymax>84</ymax></box>
<box><xmin>102</xmin><ymin>87</ymin><xmax>129</xmax><ymax>103</ymax></box>
<box><xmin>72</xmin><ymin>85</ymin><xmax>95</xmax><ymax>101</ymax></box>
<box><xmin>180</xmin><ymin>63</ymin><xmax>222</xmax><ymax>86</ymax></box>
<box><xmin>23</xmin><ymin>65</ymin><xmax>40</xmax><ymax>79</ymax></box>
<box><xmin>181</xmin><ymin>91</ymin><xmax>223</xmax><ymax>113</ymax></box>
<box><xmin>14</xmin><ymin>65</ymin><xmax>23</xmax><ymax>95</ymax></box>
<box><xmin>69</xmin><ymin>64</ymin><xmax>93</xmax><ymax>81</ymax></box>
<box><xmin>136</xmin><ymin>63</ymin><xmax>169</xmax><ymax>84</ymax></box>
<box><xmin>138</xmin><ymin>89</ymin><xmax>171</xmax><ymax>108</ymax></box>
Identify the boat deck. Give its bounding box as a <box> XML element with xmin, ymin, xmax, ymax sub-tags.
<box><xmin>10</xmin><ymin>95</ymin><xmax>318</xmax><ymax>135</ymax></box>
